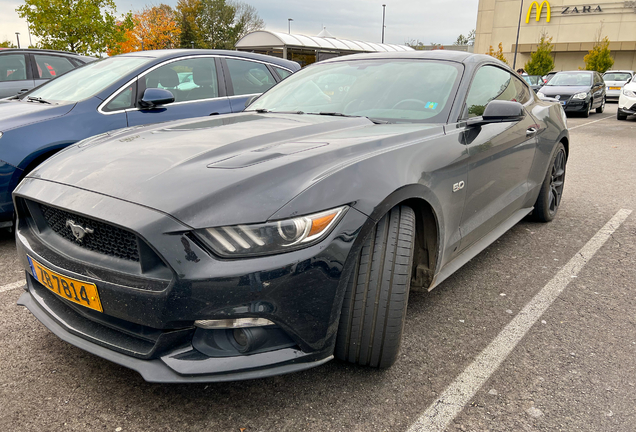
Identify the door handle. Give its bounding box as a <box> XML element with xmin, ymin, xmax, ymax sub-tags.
<box><xmin>209</xmin><ymin>112</ymin><xmax>219</xmax><ymax>116</ymax></box>
<box><xmin>526</xmin><ymin>127</ymin><xmax>538</xmax><ymax>138</ymax></box>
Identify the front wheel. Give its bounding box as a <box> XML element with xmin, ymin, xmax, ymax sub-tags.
<box><xmin>582</xmin><ymin>101</ymin><xmax>590</xmax><ymax>118</ymax></box>
<box><xmin>532</xmin><ymin>142</ymin><xmax>567</xmax><ymax>222</ymax></box>
<box><xmin>335</xmin><ymin>206</ymin><xmax>416</xmax><ymax>368</ymax></box>
<box><xmin>596</xmin><ymin>97</ymin><xmax>605</xmax><ymax>113</ymax></box>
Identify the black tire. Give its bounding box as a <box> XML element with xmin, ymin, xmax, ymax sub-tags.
<box><xmin>582</xmin><ymin>102</ymin><xmax>590</xmax><ymax>118</ymax></box>
<box><xmin>596</xmin><ymin>97</ymin><xmax>605</xmax><ymax>113</ymax></box>
<box><xmin>617</xmin><ymin>110</ymin><xmax>627</xmax><ymax>120</ymax></box>
<box><xmin>335</xmin><ymin>205</ymin><xmax>416</xmax><ymax>368</ymax></box>
<box><xmin>532</xmin><ymin>142</ymin><xmax>566</xmax><ymax>222</ymax></box>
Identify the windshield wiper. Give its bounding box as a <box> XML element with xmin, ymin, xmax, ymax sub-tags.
<box><xmin>26</xmin><ymin>96</ymin><xmax>52</xmax><ymax>104</ymax></box>
<box><xmin>311</xmin><ymin>112</ymin><xmax>391</xmax><ymax>124</ymax></box>
<box><xmin>249</xmin><ymin>109</ymin><xmax>305</xmax><ymax>114</ymax></box>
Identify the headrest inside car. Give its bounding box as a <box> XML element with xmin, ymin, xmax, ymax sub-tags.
<box><xmin>193</xmin><ymin>65</ymin><xmax>215</xmax><ymax>87</ymax></box>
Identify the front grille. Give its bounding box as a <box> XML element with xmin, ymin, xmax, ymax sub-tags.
<box><xmin>39</xmin><ymin>204</ymin><xmax>140</xmax><ymax>262</ymax></box>
<box><xmin>558</xmin><ymin>95</ymin><xmax>572</xmax><ymax>102</ymax></box>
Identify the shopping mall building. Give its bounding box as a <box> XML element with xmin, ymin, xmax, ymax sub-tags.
<box><xmin>474</xmin><ymin>0</ymin><xmax>636</xmax><ymax>70</ymax></box>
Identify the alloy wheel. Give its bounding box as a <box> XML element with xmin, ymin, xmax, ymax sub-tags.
<box><xmin>548</xmin><ymin>149</ymin><xmax>566</xmax><ymax>213</ymax></box>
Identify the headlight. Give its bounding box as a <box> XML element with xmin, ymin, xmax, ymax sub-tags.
<box><xmin>623</xmin><ymin>88</ymin><xmax>636</xmax><ymax>98</ymax></box>
<box><xmin>573</xmin><ymin>92</ymin><xmax>588</xmax><ymax>99</ymax></box>
<box><xmin>195</xmin><ymin>206</ymin><xmax>348</xmax><ymax>257</ymax></box>
<box><xmin>537</xmin><ymin>92</ymin><xmax>545</xmax><ymax>99</ymax></box>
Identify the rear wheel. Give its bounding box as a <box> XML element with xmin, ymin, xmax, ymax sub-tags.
<box><xmin>596</xmin><ymin>97</ymin><xmax>605</xmax><ymax>113</ymax></box>
<box><xmin>335</xmin><ymin>205</ymin><xmax>416</xmax><ymax>368</ymax></box>
<box><xmin>532</xmin><ymin>142</ymin><xmax>566</xmax><ymax>222</ymax></box>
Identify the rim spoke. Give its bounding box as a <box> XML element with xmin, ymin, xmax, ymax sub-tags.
<box><xmin>553</xmin><ymin>179</ymin><xmax>564</xmax><ymax>188</ymax></box>
<box><xmin>548</xmin><ymin>189</ymin><xmax>555</xmax><ymax>210</ymax></box>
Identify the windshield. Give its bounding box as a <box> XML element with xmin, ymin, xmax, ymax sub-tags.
<box><xmin>23</xmin><ymin>56</ymin><xmax>150</xmax><ymax>103</ymax></box>
<box><xmin>522</xmin><ymin>75</ymin><xmax>542</xmax><ymax>85</ymax></box>
<box><xmin>603</xmin><ymin>72</ymin><xmax>631</xmax><ymax>82</ymax></box>
<box><xmin>249</xmin><ymin>60</ymin><xmax>462</xmax><ymax>123</ymax></box>
<box><xmin>547</xmin><ymin>73</ymin><xmax>592</xmax><ymax>86</ymax></box>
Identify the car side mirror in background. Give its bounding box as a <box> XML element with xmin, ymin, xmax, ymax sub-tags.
<box><xmin>467</xmin><ymin>100</ymin><xmax>525</xmax><ymax>126</ymax></box>
<box><xmin>139</xmin><ymin>88</ymin><xmax>175</xmax><ymax>109</ymax></box>
<box><xmin>245</xmin><ymin>94</ymin><xmax>260</xmax><ymax>109</ymax></box>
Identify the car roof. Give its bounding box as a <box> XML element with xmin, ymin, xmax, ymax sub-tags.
<box><xmin>0</xmin><ymin>48</ymin><xmax>87</xmax><ymax>58</ymax></box>
<box><xmin>555</xmin><ymin>70</ymin><xmax>593</xmax><ymax>74</ymax></box>
<box><xmin>117</xmin><ymin>49</ymin><xmax>300</xmax><ymax>70</ymax></box>
<box><xmin>603</xmin><ymin>70</ymin><xmax>634</xmax><ymax>74</ymax></box>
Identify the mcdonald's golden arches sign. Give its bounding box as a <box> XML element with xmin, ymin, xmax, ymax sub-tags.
<box><xmin>526</xmin><ymin>0</ymin><xmax>551</xmax><ymax>23</ymax></box>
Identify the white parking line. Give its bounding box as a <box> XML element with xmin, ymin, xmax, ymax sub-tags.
<box><xmin>569</xmin><ymin>115</ymin><xmax>613</xmax><ymax>130</ymax></box>
<box><xmin>0</xmin><ymin>280</ymin><xmax>25</xmax><ymax>293</ymax></box>
<box><xmin>407</xmin><ymin>208</ymin><xmax>632</xmax><ymax>432</ymax></box>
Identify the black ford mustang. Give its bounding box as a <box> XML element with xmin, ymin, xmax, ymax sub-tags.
<box><xmin>14</xmin><ymin>51</ymin><xmax>569</xmax><ymax>383</ymax></box>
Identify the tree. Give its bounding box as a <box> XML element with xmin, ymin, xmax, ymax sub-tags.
<box><xmin>109</xmin><ymin>4</ymin><xmax>181</xmax><ymax>55</ymax></box>
<box><xmin>16</xmin><ymin>0</ymin><xmax>132</xmax><ymax>56</ymax></box>
<box><xmin>524</xmin><ymin>33</ymin><xmax>554</xmax><ymax>75</ymax></box>
<box><xmin>234</xmin><ymin>2</ymin><xmax>264</xmax><ymax>40</ymax></box>
<box><xmin>486</xmin><ymin>43</ymin><xmax>508</xmax><ymax>65</ymax></box>
<box><xmin>584</xmin><ymin>36</ymin><xmax>614</xmax><ymax>73</ymax></box>
<box><xmin>176</xmin><ymin>0</ymin><xmax>206</xmax><ymax>48</ymax></box>
<box><xmin>454</xmin><ymin>34</ymin><xmax>469</xmax><ymax>45</ymax></box>
<box><xmin>467</xmin><ymin>29</ymin><xmax>475</xmax><ymax>46</ymax></box>
<box><xmin>0</xmin><ymin>40</ymin><xmax>17</xmax><ymax>48</ymax></box>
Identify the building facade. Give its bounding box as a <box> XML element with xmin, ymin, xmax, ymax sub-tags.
<box><xmin>474</xmin><ymin>0</ymin><xmax>636</xmax><ymax>71</ymax></box>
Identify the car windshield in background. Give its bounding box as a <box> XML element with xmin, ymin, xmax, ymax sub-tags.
<box><xmin>523</xmin><ymin>75</ymin><xmax>543</xmax><ymax>85</ymax></box>
<box><xmin>248</xmin><ymin>60</ymin><xmax>462</xmax><ymax>123</ymax></box>
<box><xmin>603</xmin><ymin>73</ymin><xmax>631</xmax><ymax>81</ymax></box>
<box><xmin>547</xmin><ymin>73</ymin><xmax>592</xmax><ymax>86</ymax></box>
<box><xmin>23</xmin><ymin>56</ymin><xmax>151</xmax><ymax>103</ymax></box>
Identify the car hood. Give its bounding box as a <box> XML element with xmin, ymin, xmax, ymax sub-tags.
<box><xmin>0</xmin><ymin>99</ymin><xmax>76</xmax><ymax>132</ymax></box>
<box><xmin>28</xmin><ymin>112</ymin><xmax>444</xmax><ymax>228</ymax></box>
<box><xmin>540</xmin><ymin>85</ymin><xmax>590</xmax><ymax>96</ymax></box>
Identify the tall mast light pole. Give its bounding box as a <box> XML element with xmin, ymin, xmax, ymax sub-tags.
<box><xmin>288</xmin><ymin>18</ymin><xmax>293</xmax><ymax>34</ymax></box>
<box><xmin>381</xmin><ymin>4</ymin><xmax>386</xmax><ymax>43</ymax></box>
<box><xmin>15</xmin><ymin>32</ymin><xmax>20</xmax><ymax>49</ymax></box>
<box><xmin>513</xmin><ymin>0</ymin><xmax>524</xmax><ymax>69</ymax></box>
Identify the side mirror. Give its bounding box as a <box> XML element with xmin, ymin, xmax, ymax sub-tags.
<box><xmin>245</xmin><ymin>94</ymin><xmax>260</xmax><ymax>108</ymax></box>
<box><xmin>139</xmin><ymin>88</ymin><xmax>175</xmax><ymax>109</ymax></box>
<box><xmin>467</xmin><ymin>100</ymin><xmax>525</xmax><ymax>126</ymax></box>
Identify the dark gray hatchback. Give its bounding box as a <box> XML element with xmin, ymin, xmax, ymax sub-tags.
<box><xmin>15</xmin><ymin>51</ymin><xmax>569</xmax><ymax>382</ymax></box>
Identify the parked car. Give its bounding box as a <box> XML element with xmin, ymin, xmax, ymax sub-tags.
<box><xmin>0</xmin><ymin>50</ymin><xmax>300</xmax><ymax>229</ymax></box>
<box><xmin>602</xmin><ymin>70</ymin><xmax>635</xmax><ymax>101</ymax></box>
<box><xmin>522</xmin><ymin>75</ymin><xmax>544</xmax><ymax>92</ymax></box>
<box><xmin>617</xmin><ymin>78</ymin><xmax>636</xmax><ymax>120</ymax></box>
<box><xmin>0</xmin><ymin>48</ymin><xmax>95</xmax><ymax>98</ymax></box>
<box><xmin>537</xmin><ymin>70</ymin><xmax>606</xmax><ymax>117</ymax></box>
<box><xmin>14</xmin><ymin>50</ymin><xmax>569</xmax><ymax>382</ymax></box>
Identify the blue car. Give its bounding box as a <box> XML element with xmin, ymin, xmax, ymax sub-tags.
<box><xmin>0</xmin><ymin>50</ymin><xmax>299</xmax><ymax>228</ymax></box>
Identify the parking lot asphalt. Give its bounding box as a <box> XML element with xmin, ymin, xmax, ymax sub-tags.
<box><xmin>0</xmin><ymin>103</ymin><xmax>634</xmax><ymax>432</ymax></box>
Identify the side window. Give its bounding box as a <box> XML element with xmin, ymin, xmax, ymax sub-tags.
<box><xmin>226</xmin><ymin>58</ymin><xmax>277</xmax><ymax>95</ymax></box>
<box><xmin>34</xmin><ymin>54</ymin><xmax>74</xmax><ymax>79</ymax></box>
<box><xmin>103</xmin><ymin>83</ymin><xmax>137</xmax><ymax>112</ymax></box>
<box><xmin>274</xmin><ymin>66</ymin><xmax>292</xmax><ymax>80</ymax></box>
<box><xmin>0</xmin><ymin>54</ymin><xmax>27</xmax><ymax>82</ymax></box>
<box><xmin>144</xmin><ymin>57</ymin><xmax>218</xmax><ymax>103</ymax></box>
<box><xmin>511</xmin><ymin>76</ymin><xmax>531</xmax><ymax>105</ymax></box>
<box><xmin>465</xmin><ymin>66</ymin><xmax>521</xmax><ymax>118</ymax></box>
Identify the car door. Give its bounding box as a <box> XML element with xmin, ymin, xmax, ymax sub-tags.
<box><xmin>0</xmin><ymin>53</ymin><xmax>34</xmax><ymax>98</ymax></box>
<box><xmin>222</xmin><ymin>57</ymin><xmax>280</xmax><ymax>112</ymax></box>
<box><xmin>126</xmin><ymin>56</ymin><xmax>232</xmax><ymax>127</ymax></box>
<box><xmin>457</xmin><ymin>65</ymin><xmax>538</xmax><ymax>252</ymax></box>
<box><xmin>31</xmin><ymin>53</ymin><xmax>76</xmax><ymax>88</ymax></box>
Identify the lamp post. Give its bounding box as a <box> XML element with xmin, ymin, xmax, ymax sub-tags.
<box><xmin>513</xmin><ymin>0</ymin><xmax>524</xmax><ymax>69</ymax></box>
<box><xmin>381</xmin><ymin>4</ymin><xmax>386</xmax><ymax>43</ymax></box>
<box><xmin>288</xmin><ymin>18</ymin><xmax>293</xmax><ymax>34</ymax></box>
<box><xmin>191</xmin><ymin>41</ymin><xmax>195</xmax><ymax>49</ymax></box>
<box><xmin>15</xmin><ymin>32</ymin><xmax>20</xmax><ymax>49</ymax></box>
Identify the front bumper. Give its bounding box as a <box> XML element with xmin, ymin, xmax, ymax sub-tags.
<box><xmin>14</xmin><ymin>178</ymin><xmax>368</xmax><ymax>382</ymax></box>
<box><xmin>563</xmin><ymin>99</ymin><xmax>590</xmax><ymax>113</ymax></box>
<box><xmin>618</xmin><ymin>92</ymin><xmax>636</xmax><ymax>116</ymax></box>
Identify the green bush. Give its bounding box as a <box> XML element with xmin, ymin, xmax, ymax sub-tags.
<box><xmin>584</xmin><ymin>36</ymin><xmax>614</xmax><ymax>73</ymax></box>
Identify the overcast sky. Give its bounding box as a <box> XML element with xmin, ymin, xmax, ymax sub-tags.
<box><xmin>1</xmin><ymin>0</ymin><xmax>479</xmax><ymax>48</ymax></box>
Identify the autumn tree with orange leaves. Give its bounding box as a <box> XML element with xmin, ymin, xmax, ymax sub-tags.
<box><xmin>109</xmin><ymin>4</ymin><xmax>181</xmax><ymax>55</ymax></box>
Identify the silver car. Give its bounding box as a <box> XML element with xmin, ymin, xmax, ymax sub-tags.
<box><xmin>603</xmin><ymin>70</ymin><xmax>635</xmax><ymax>101</ymax></box>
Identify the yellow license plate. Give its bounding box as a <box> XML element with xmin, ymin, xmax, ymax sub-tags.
<box><xmin>609</xmin><ymin>87</ymin><xmax>621</xmax><ymax>90</ymax></box>
<box><xmin>28</xmin><ymin>256</ymin><xmax>103</xmax><ymax>312</ymax></box>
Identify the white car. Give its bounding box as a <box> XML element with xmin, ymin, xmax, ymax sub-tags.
<box><xmin>603</xmin><ymin>70</ymin><xmax>634</xmax><ymax>101</ymax></box>
<box><xmin>617</xmin><ymin>79</ymin><xmax>636</xmax><ymax>120</ymax></box>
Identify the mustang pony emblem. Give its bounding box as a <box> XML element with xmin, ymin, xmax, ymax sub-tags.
<box><xmin>65</xmin><ymin>220</ymin><xmax>94</xmax><ymax>242</ymax></box>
